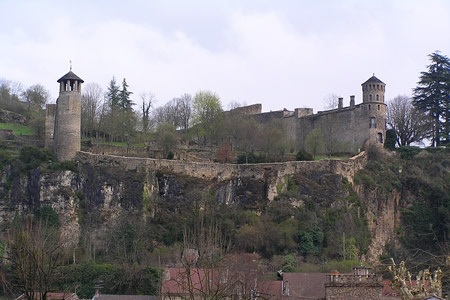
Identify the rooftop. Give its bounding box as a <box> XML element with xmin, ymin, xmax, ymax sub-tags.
<box><xmin>362</xmin><ymin>75</ymin><xmax>385</xmax><ymax>85</ymax></box>
<box><xmin>57</xmin><ymin>70</ymin><xmax>84</xmax><ymax>83</ymax></box>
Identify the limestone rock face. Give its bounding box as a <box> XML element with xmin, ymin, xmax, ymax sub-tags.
<box><xmin>356</xmin><ymin>186</ymin><xmax>401</xmax><ymax>263</ymax></box>
<box><xmin>0</xmin><ymin>150</ymin><xmax>400</xmax><ymax>263</ymax></box>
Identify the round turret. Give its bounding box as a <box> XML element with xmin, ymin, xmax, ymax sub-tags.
<box><xmin>53</xmin><ymin>70</ymin><xmax>84</xmax><ymax>161</ymax></box>
<box><xmin>360</xmin><ymin>74</ymin><xmax>387</xmax><ymax>146</ymax></box>
<box><xmin>361</xmin><ymin>74</ymin><xmax>385</xmax><ymax>103</ymax></box>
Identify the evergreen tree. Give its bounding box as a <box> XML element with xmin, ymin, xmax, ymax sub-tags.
<box><xmin>413</xmin><ymin>51</ymin><xmax>450</xmax><ymax>146</ymax></box>
<box><xmin>119</xmin><ymin>78</ymin><xmax>133</xmax><ymax>111</ymax></box>
<box><xmin>106</xmin><ymin>77</ymin><xmax>121</xmax><ymax>112</ymax></box>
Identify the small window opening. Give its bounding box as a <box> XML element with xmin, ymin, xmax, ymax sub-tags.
<box><xmin>376</xmin><ymin>95</ymin><xmax>379</xmax><ymax>101</ymax></box>
<box><xmin>378</xmin><ymin>104</ymin><xmax>380</xmax><ymax>110</ymax></box>
<box><xmin>368</xmin><ymin>104</ymin><xmax>371</xmax><ymax>110</ymax></box>
<box><xmin>370</xmin><ymin>117</ymin><xmax>376</xmax><ymax>128</ymax></box>
<box><xmin>369</xmin><ymin>95</ymin><xmax>372</xmax><ymax>101</ymax></box>
<box><xmin>378</xmin><ymin>132</ymin><xmax>383</xmax><ymax>143</ymax></box>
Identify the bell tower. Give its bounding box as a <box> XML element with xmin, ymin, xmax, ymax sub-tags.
<box><xmin>361</xmin><ymin>74</ymin><xmax>387</xmax><ymax>145</ymax></box>
<box><xmin>53</xmin><ymin>69</ymin><xmax>84</xmax><ymax>161</ymax></box>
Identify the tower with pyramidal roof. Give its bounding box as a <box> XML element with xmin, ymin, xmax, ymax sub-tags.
<box><xmin>45</xmin><ymin>69</ymin><xmax>84</xmax><ymax>161</ymax></box>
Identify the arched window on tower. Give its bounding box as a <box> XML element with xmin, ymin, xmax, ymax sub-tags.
<box><xmin>369</xmin><ymin>95</ymin><xmax>372</xmax><ymax>101</ymax></box>
<box><xmin>376</xmin><ymin>95</ymin><xmax>379</xmax><ymax>101</ymax></box>
<box><xmin>370</xmin><ymin>117</ymin><xmax>376</xmax><ymax>128</ymax></box>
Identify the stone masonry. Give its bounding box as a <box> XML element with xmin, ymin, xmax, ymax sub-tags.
<box><xmin>45</xmin><ymin>70</ymin><xmax>84</xmax><ymax>161</ymax></box>
<box><xmin>229</xmin><ymin>75</ymin><xmax>387</xmax><ymax>154</ymax></box>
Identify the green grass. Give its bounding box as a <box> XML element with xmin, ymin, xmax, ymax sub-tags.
<box><xmin>0</xmin><ymin>123</ymin><xmax>33</xmax><ymax>135</ymax></box>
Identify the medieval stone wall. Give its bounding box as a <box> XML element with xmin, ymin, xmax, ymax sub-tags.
<box><xmin>45</xmin><ymin>104</ymin><xmax>56</xmax><ymax>149</ymax></box>
<box><xmin>75</xmin><ymin>150</ymin><xmax>367</xmax><ymax>200</ymax></box>
<box><xmin>325</xmin><ymin>284</ymin><xmax>382</xmax><ymax>300</ymax></box>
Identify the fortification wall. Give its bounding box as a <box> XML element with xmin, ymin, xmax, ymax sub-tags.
<box><xmin>227</xmin><ymin>104</ymin><xmax>262</xmax><ymax>115</ymax></box>
<box><xmin>76</xmin><ymin>150</ymin><xmax>367</xmax><ymax>200</ymax></box>
<box><xmin>45</xmin><ymin>104</ymin><xmax>56</xmax><ymax>149</ymax></box>
<box><xmin>295</xmin><ymin>104</ymin><xmax>385</xmax><ymax>154</ymax></box>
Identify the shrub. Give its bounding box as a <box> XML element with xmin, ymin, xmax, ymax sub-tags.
<box><xmin>296</xmin><ymin>149</ymin><xmax>313</xmax><ymax>161</ymax></box>
<box><xmin>237</xmin><ymin>152</ymin><xmax>267</xmax><ymax>164</ymax></box>
<box><xmin>167</xmin><ymin>151</ymin><xmax>174</xmax><ymax>160</ymax></box>
<box><xmin>34</xmin><ymin>205</ymin><xmax>60</xmax><ymax>228</ymax></box>
<box><xmin>51</xmin><ymin>160</ymin><xmax>78</xmax><ymax>172</ymax></box>
<box><xmin>19</xmin><ymin>146</ymin><xmax>55</xmax><ymax>170</ymax></box>
<box><xmin>396</xmin><ymin>146</ymin><xmax>421</xmax><ymax>160</ymax></box>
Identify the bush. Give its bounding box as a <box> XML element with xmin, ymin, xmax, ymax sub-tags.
<box><xmin>296</xmin><ymin>149</ymin><xmax>313</xmax><ymax>161</ymax></box>
<box><xmin>385</xmin><ymin>129</ymin><xmax>397</xmax><ymax>150</ymax></box>
<box><xmin>50</xmin><ymin>160</ymin><xmax>78</xmax><ymax>172</ymax></box>
<box><xmin>167</xmin><ymin>151</ymin><xmax>174</xmax><ymax>159</ymax></box>
<box><xmin>237</xmin><ymin>152</ymin><xmax>267</xmax><ymax>164</ymax></box>
<box><xmin>396</xmin><ymin>146</ymin><xmax>421</xmax><ymax>160</ymax></box>
<box><xmin>34</xmin><ymin>205</ymin><xmax>60</xmax><ymax>228</ymax></box>
<box><xmin>19</xmin><ymin>146</ymin><xmax>55</xmax><ymax>170</ymax></box>
<box><xmin>55</xmin><ymin>263</ymin><xmax>162</xmax><ymax>298</ymax></box>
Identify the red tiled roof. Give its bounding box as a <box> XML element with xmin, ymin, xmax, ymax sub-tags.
<box><xmin>282</xmin><ymin>273</ymin><xmax>327</xmax><ymax>300</ymax></box>
<box><xmin>260</xmin><ymin>280</ymin><xmax>282</xmax><ymax>300</ymax></box>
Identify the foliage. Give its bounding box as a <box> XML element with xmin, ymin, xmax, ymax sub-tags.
<box><xmin>299</xmin><ymin>225</ymin><xmax>324</xmax><ymax>256</ymax></box>
<box><xmin>385</xmin><ymin>129</ymin><xmax>397</xmax><ymax>150</ymax></box>
<box><xmin>413</xmin><ymin>51</ymin><xmax>450</xmax><ymax>146</ymax></box>
<box><xmin>395</xmin><ymin>146</ymin><xmax>421</xmax><ymax>160</ymax></box>
<box><xmin>236</xmin><ymin>152</ymin><xmax>267</xmax><ymax>164</ymax></box>
<box><xmin>33</xmin><ymin>206</ymin><xmax>60</xmax><ymax>228</ymax></box>
<box><xmin>18</xmin><ymin>146</ymin><xmax>55</xmax><ymax>170</ymax></box>
<box><xmin>49</xmin><ymin>160</ymin><xmax>78</xmax><ymax>173</ymax></box>
<box><xmin>55</xmin><ymin>263</ymin><xmax>161</xmax><ymax>298</ymax></box>
<box><xmin>296</xmin><ymin>149</ymin><xmax>313</xmax><ymax>161</ymax></box>
<box><xmin>193</xmin><ymin>91</ymin><xmax>223</xmax><ymax>143</ymax></box>
<box><xmin>305</xmin><ymin>128</ymin><xmax>324</xmax><ymax>159</ymax></box>
<box><xmin>388</xmin><ymin>95</ymin><xmax>432</xmax><ymax>146</ymax></box>
<box><xmin>282</xmin><ymin>254</ymin><xmax>297</xmax><ymax>272</ymax></box>
<box><xmin>155</xmin><ymin>122</ymin><xmax>179</xmax><ymax>157</ymax></box>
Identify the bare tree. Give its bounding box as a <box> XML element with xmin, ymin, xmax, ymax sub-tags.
<box><xmin>140</xmin><ymin>92</ymin><xmax>155</xmax><ymax>135</ymax></box>
<box><xmin>305</xmin><ymin>128</ymin><xmax>325</xmax><ymax>159</ymax></box>
<box><xmin>388</xmin><ymin>259</ymin><xmax>443</xmax><ymax>299</ymax></box>
<box><xmin>5</xmin><ymin>217</ymin><xmax>67</xmax><ymax>300</ymax></box>
<box><xmin>322</xmin><ymin>115</ymin><xmax>341</xmax><ymax>157</ymax></box>
<box><xmin>322</xmin><ymin>93</ymin><xmax>340</xmax><ymax>110</ymax></box>
<box><xmin>387</xmin><ymin>95</ymin><xmax>432</xmax><ymax>146</ymax></box>
<box><xmin>177</xmin><ymin>94</ymin><xmax>192</xmax><ymax>135</ymax></box>
<box><xmin>81</xmin><ymin>83</ymin><xmax>103</xmax><ymax>138</ymax></box>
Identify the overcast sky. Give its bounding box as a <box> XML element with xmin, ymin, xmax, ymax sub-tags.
<box><xmin>1</xmin><ymin>0</ymin><xmax>449</xmax><ymax>112</ymax></box>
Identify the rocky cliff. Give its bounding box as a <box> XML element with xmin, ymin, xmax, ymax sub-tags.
<box><xmin>1</xmin><ymin>148</ymin><xmax>447</xmax><ymax>265</ymax></box>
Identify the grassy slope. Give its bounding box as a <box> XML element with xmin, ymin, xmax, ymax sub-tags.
<box><xmin>0</xmin><ymin>123</ymin><xmax>33</xmax><ymax>135</ymax></box>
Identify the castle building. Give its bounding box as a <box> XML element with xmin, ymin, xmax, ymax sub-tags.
<box><xmin>229</xmin><ymin>75</ymin><xmax>387</xmax><ymax>154</ymax></box>
<box><xmin>45</xmin><ymin>70</ymin><xmax>84</xmax><ymax>161</ymax></box>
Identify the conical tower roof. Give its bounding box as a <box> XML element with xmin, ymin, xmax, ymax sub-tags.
<box><xmin>57</xmin><ymin>70</ymin><xmax>84</xmax><ymax>83</ymax></box>
<box><xmin>362</xmin><ymin>75</ymin><xmax>384</xmax><ymax>85</ymax></box>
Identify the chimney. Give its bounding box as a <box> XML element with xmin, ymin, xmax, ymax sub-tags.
<box><xmin>350</xmin><ymin>95</ymin><xmax>355</xmax><ymax>108</ymax></box>
<box><xmin>338</xmin><ymin>97</ymin><xmax>343</xmax><ymax>109</ymax></box>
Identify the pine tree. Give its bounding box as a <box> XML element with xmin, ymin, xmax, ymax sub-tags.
<box><xmin>413</xmin><ymin>51</ymin><xmax>450</xmax><ymax>146</ymax></box>
<box><xmin>119</xmin><ymin>78</ymin><xmax>133</xmax><ymax>111</ymax></box>
<box><xmin>106</xmin><ymin>77</ymin><xmax>121</xmax><ymax>112</ymax></box>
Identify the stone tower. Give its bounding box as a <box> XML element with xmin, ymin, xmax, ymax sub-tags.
<box><xmin>52</xmin><ymin>70</ymin><xmax>84</xmax><ymax>161</ymax></box>
<box><xmin>361</xmin><ymin>74</ymin><xmax>387</xmax><ymax>145</ymax></box>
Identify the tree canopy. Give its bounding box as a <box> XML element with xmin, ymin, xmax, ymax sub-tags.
<box><xmin>387</xmin><ymin>95</ymin><xmax>431</xmax><ymax>146</ymax></box>
<box><xmin>413</xmin><ymin>51</ymin><xmax>450</xmax><ymax>146</ymax></box>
